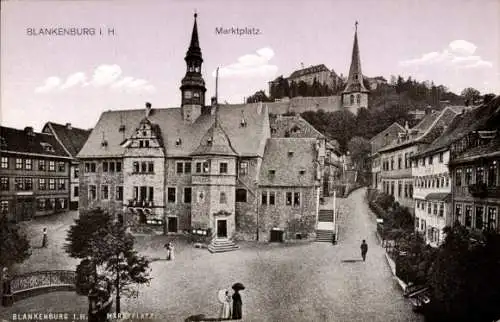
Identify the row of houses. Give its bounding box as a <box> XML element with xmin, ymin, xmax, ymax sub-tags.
<box><xmin>370</xmin><ymin>96</ymin><xmax>500</xmax><ymax>246</ymax></box>
<box><xmin>0</xmin><ymin>123</ymin><xmax>91</xmax><ymax>222</ymax></box>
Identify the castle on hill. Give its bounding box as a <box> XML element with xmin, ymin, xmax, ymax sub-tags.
<box><xmin>265</xmin><ymin>22</ymin><xmax>378</xmax><ymax>116</ymax></box>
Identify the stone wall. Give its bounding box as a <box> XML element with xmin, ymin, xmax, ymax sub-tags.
<box><xmin>79</xmin><ymin>159</ymin><xmax>124</xmax><ymax>216</ymax></box>
<box><xmin>258</xmin><ymin>186</ymin><xmax>318</xmax><ymax>241</ymax></box>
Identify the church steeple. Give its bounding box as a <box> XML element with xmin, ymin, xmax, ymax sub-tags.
<box><xmin>344</xmin><ymin>21</ymin><xmax>368</xmax><ymax>94</ymax></box>
<box><xmin>180</xmin><ymin>12</ymin><xmax>207</xmax><ymax>121</ymax></box>
<box><xmin>342</xmin><ymin>21</ymin><xmax>369</xmax><ymax>114</ymax></box>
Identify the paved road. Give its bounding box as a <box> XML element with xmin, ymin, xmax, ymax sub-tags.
<box><xmin>121</xmin><ymin>187</ymin><xmax>423</xmax><ymax>321</ymax></box>
<box><xmin>2</xmin><ymin>188</ymin><xmax>424</xmax><ymax>322</ymax></box>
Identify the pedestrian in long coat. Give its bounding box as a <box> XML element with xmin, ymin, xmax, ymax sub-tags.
<box><xmin>42</xmin><ymin>227</ymin><xmax>48</xmax><ymax>248</ymax></box>
<box><xmin>360</xmin><ymin>240</ymin><xmax>368</xmax><ymax>261</ymax></box>
<box><xmin>232</xmin><ymin>290</ymin><xmax>242</xmax><ymax>320</ymax></box>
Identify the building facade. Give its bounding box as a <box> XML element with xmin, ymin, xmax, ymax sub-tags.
<box><xmin>78</xmin><ymin>14</ymin><xmax>327</xmax><ymax>242</ymax></box>
<box><xmin>449</xmin><ymin>97</ymin><xmax>500</xmax><ymax>236</ymax></box>
<box><xmin>376</xmin><ymin>106</ymin><xmax>462</xmax><ymax>214</ymax></box>
<box><xmin>41</xmin><ymin>122</ymin><xmax>91</xmax><ymax>210</ymax></box>
<box><xmin>1</xmin><ymin>126</ymin><xmax>71</xmax><ymax>222</ymax></box>
<box><xmin>369</xmin><ymin>122</ymin><xmax>405</xmax><ymax>190</ymax></box>
<box><xmin>412</xmin><ymin>149</ymin><xmax>452</xmax><ymax>246</ymax></box>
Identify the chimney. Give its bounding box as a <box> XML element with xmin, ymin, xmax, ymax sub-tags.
<box><xmin>66</xmin><ymin>123</ymin><xmax>72</xmax><ymax>130</ymax></box>
<box><xmin>145</xmin><ymin>102</ymin><xmax>152</xmax><ymax>118</ymax></box>
<box><xmin>24</xmin><ymin>126</ymin><xmax>34</xmax><ymax>136</ymax></box>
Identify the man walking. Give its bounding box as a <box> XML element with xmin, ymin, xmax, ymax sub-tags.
<box><xmin>42</xmin><ymin>227</ymin><xmax>48</xmax><ymax>248</ymax></box>
<box><xmin>360</xmin><ymin>240</ymin><xmax>368</xmax><ymax>261</ymax></box>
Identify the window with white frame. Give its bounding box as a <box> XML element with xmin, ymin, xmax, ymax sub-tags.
<box><xmin>25</xmin><ymin>159</ymin><xmax>32</xmax><ymax>170</ymax></box>
<box><xmin>15</xmin><ymin>158</ymin><xmax>23</xmax><ymax>169</ymax></box>
<box><xmin>1</xmin><ymin>157</ymin><xmax>8</xmax><ymax>169</ymax></box>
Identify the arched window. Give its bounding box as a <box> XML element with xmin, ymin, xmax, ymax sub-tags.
<box><xmin>350</xmin><ymin>95</ymin><xmax>354</xmax><ymax>105</ymax></box>
<box><xmin>354</xmin><ymin>74</ymin><xmax>358</xmax><ymax>80</ymax></box>
<box><xmin>356</xmin><ymin>94</ymin><xmax>361</xmax><ymax>104</ymax></box>
<box><xmin>236</xmin><ymin>189</ymin><xmax>247</xmax><ymax>202</ymax></box>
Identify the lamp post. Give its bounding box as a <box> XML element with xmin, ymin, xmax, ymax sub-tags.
<box><xmin>115</xmin><ymin>251</ymin><xmax>124</xmax><ymax>314</ymax></box>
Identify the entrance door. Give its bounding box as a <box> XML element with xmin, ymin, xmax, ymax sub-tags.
<box><xmin>16</xmin><ymin>198</ymin><xmax>33</xmax><ymax>221</ymax></box>
<box><xmin>270</xmin><ymin>230</ymin><xmax>284</xmax><ymax>242</ymax></box>
<box><xmin>167</xmin><ymin>217</ymin><xmax>178</xmax><ymax>233</ymax></box>
<box><xmin>217</xmin><ymin>220</ymin><xmax>227</xmax><ymax>238</ymax></box>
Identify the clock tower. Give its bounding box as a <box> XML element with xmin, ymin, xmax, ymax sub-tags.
<box><xmin>180</xmin><ymin>13</ymin><xmax>207</xmax><ymax>122</ymax></box>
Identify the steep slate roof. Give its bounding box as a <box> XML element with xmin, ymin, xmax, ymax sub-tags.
<box><xmin>343</xmin><ymin>26</ymin><xmax>369</xmax><ymax>94</ymax></box>
<box><xmin>270</xmin><ymin>115</ymin><xmax>326</xmax><ymax>139</ymax></box>
<box><xmin>44</xmin><ymin>122</ymin><xmax>91</xmax><ymax>157</ymax></box>
<box><xmin>0</xmin><ymin>126</ymin><xmax>69</xmax><ymax>158</ymax></box>
<box><xmin>415</xmin><ymin>97</ymin><xmax>500</xmax><ymax>158</ymax></box>
<box><xmin>378</xmin><ymin>106</ymin><xmax>461</xmax><ymax>153</ymax></box>
<box><xmin>78</xmin><ymin>103</ymin><xmax>268</xmax><ymax>158</ymax></box>
<box><xmin>259</xmin><ymin>138</ymin><xmax>318</xmax><ymax>187</ymax></box>
<box><xmin>191</xmin><ymin>113</ymin><xmax>238</xmax><ymax>156</ymax></box>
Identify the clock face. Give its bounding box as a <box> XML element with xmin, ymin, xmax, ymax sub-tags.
<box><xmin>184</xmin><ymin>91</ymin><xmax>192</xmax><ymax>99</ymax></box>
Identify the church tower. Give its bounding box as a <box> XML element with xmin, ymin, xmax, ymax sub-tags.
<box><xmin>342</xmin><ymin>21</ymin><xmax>369</xmax><ymax>114</ymax></box>
<box><xmin>180</xmin><ymin>13</ymin><xmax>206</xmax><ymax>123</ymax></box>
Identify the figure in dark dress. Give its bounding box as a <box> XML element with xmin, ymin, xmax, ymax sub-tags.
<box><xmin>360</xmin><ymin>240</ymin><xmax>368</xmax><ymax>261</ymax></box>
<box><xmin>42</xmin><ymin>227</ymin><xmax>48</xmax><ymax>248</ymax></box>
<box><xmin>232</xmin><ymin>290</ymin><xmax>242</xmax><ymax>320</ymax></box>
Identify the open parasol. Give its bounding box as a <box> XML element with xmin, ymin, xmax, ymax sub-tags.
<box><xmin>232</xmin><ymin>282</ymin><xmax>245</xmax><ymax>291</ymax></box>
<box><xmin>217</xmin><ymin>289</ymin><xmax>228</xmax><ymax>304</ymax></box>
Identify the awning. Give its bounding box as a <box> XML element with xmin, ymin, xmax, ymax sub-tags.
<box><xmin>424</xmin><ymin>192</ymin><xmax>451</xmax><ymax>202</ymax></box>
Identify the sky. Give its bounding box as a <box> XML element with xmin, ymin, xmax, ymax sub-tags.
<box><xmin>1</xmin><ymin>0</ymin><xmax>499</xmax><ymax>131</ymax></box>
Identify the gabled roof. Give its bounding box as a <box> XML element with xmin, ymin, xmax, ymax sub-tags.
<box><xmin>378</xmin><ymin>106</ymin><xmax>461</xmax><ymax>153</ymax></box>
<box><xmin>191</xmin><ymin>113</ymin><xmax>237</xmax><ymax>156</ymax></box>
<box><xmin>78</xmin><ymin>103</ymin><xmax>269</xmax><ymax>158</ymax></box>
<box><xmin>259</xmin><ymin>138</ymin><xmax>318</xmax><ymax>187</ymax></box>
<box><xmin>0</xmin><ymin>126</ymin><xmax>69</xmax><ymax>158</ymax></box>
<box><xmin>415</xmin><ymin>98</ymin><xmax>500</xmax><ymax>158</ymax></box>
<box><xmin>270</xmin><ymin>115</ymin><xmax>326</xmax><ymax>139</ymax></box>
<box><xmin>43</xmin><ymin>122</ymin><xmax>91</xmax><ymax>157</ymax></box>
<box><xmin>370</xmin><ymin>122</ymin><xmax>405</xmax><ymax>143</ymax></box>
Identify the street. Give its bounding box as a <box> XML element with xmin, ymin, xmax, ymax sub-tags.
<box><xmin>1</xmin><ymin>188</ymin><xmax>423</xmax><ymax>322</ymax></box>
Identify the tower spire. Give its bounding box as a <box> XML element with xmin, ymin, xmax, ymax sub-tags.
<box><xmin>187</xmin><ymin>12</ymin><xmax>202</xmax><ymax>59</ymax></box>
<box><xmin>180</xmin><ymin>12</ymin><xmax>206</xmax><ymax>117</ymax></box>
<box><xmin>343</xmin><ymin>21</ymin><xmax>368</xmax><ymax>93</ymax></box>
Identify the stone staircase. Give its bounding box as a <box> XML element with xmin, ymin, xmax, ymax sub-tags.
<box><xmin>316</xmin><ymin>209</ymin><xmax>335</xmax><ymax>243</ymax></box>
<box><xmin>208</xmin><ymin>238</ymin><xmax>239</xmax><ymax>253</ymax></box>
<box><xmin>316</xmin><ymin>230</ymin><xmax>335</xmax><ymax>242</ymax></box>
<box><xmin>318</xmin><ymin>209</ymin><xmax>334</xmax><ymax>222</ymax></box>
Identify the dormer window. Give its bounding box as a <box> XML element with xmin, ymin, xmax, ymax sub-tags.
<box><xmin>288</xmin><ymin>151</ymin><xmax>294</xmax><ymax>157</ymax></box>
<box><xmin>240</xmin><ymin>119</ymin><xmax>247</xmax><ymax>127</ymax></box>
<box><xmin>176</xmin><ymin>138</ymin><xmax>182</xmax><ymax>146</ymax></box>
<box><xmin>269</xmin><ymin>169</ymin><xmax>276</xmax><ymax>175</ymax></box>
<box><xmin>119</xmin><ymin>125</ymin><xmax>126</xmax><ymax>132</ymax></box>
<box><xmin>299</xmin><ymin>170</ymin><xmax>306</xmax><ymax>175</ymax></box>
<box><xmin>101</xmin><ymin>140</ymin><xmax>108</xmax><ymax>147</ymax></box>
<box><xmin>207</xmin><ymin>137</ymin><xmax>213</xmax><ymax>145</ymax></box>
<box><xmin>40</xmin><ymin>142</ymin><xmax>55</xmax><ymax>152</ymax></box>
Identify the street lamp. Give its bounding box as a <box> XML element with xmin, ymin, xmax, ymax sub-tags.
<box><xmin>115</xmin><ymin>251</ymin><xmax>124</xmax><ymax>314</ymax></box>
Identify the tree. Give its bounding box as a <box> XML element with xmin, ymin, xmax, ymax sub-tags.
<box><xmin>0</xmin><ymin>215</ymin><xmax>31</xmax><ymax>268</ymax></box>
<box><xmin>347</xmin><ymin>136</ymin><xmax>371</xmax><ymax>170</ymax></box>
<box><xmin>427</xmin><ymin>225</ymin><xmax>500</xmax><ymax>321</ymax></box>
<box><xmin>65</xmin><ymin>209</ymin><xmax>151</xmax><ymax>313</ymax></box>
<box><xmin>461</xmin><ymin>87</ymin><xmax>481</xmax><ymax>105</ymax></box>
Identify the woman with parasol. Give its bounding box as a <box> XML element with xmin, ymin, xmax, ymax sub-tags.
<box><xmin>217</xmin><ymin>288</ymin><xmax>232</xmax><ymax>319</ymax></box>
<box><xmin>231</xmin><ymin>282</ymin><xmax>245</xmax><ymax>320</ymax></box>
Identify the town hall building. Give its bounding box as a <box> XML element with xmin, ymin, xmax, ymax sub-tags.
<box><xmin>77</xmin><ymin>14</ymin><xmax>338</xmax><ymax>244</ymax></box>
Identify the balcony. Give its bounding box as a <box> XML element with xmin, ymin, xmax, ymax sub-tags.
<box><xmin>127</xmin><ymin>199</ymin><xmax>155</xmax><ymax>208</ymax></box>
<box><xmin>468</xmin><ymin>183</ymin><xmax>487</xmax><ymax>198</ymax></box>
